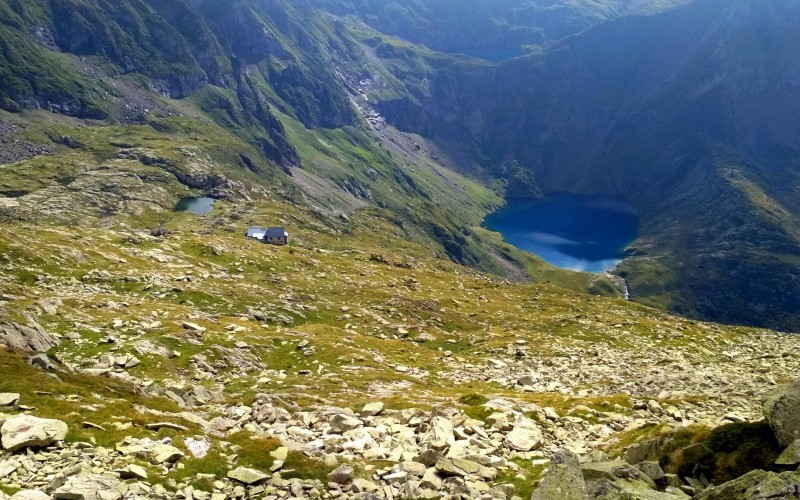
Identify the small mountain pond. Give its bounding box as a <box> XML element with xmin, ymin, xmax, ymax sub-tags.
<box><xmin>175</xmin><ymin>197</ymin><xmax>216</xmax><ymax>215</ymax></box>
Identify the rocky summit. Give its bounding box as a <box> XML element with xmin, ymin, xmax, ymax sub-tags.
<box><xmin>1</xmin><ymin>0</ymin><xmax>800</xmax><ymax>499</ymax></box>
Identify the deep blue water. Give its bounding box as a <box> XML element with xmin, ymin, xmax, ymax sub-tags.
<box><xmin>447</xmin><ymin>47</ymin><xmax>529</xmax><ymax>63</ymax></box>
<box><xmin>175</xmin><ymin>197</ymin><xmax>215</xmax><ymax>215</ymax></box>
<box><xmin>483</xmin><ymin>194</ymin><xmax>639</xmax><ymax>273</ymax></box>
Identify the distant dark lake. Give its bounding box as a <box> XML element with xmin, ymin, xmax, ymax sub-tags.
<box><xmin>483</xmin><ymin>194</ymin><xmax>639</xmax><ymax>273</ymax></box>
<box><xmin>448</xmin><ymin>47</ymin><xmax>529</xmax><ymax>62</ymax></box>
<box><xmin>175</xmin><ymin>197</ymin><xmax>215</xmax><ymax>215</ymax></box>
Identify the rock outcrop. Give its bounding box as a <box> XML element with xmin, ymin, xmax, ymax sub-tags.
<box><xmin>0</xmin><ymin>322</ymin><xmax>59</xmax><ymax>352</ymax></box>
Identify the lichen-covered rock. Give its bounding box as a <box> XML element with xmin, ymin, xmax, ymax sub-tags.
<box><xmin>694</xmin><ymin>470</ymin><xmax>800</xmax><ymax>500</ymax></box>
<box><xmin>1</xmin><ymin>415</ymin><xmax>67</xmax><ymax>452</ymax></box>
<box><xmin>775</xmin><ymin>439</ymin><xmax>800</xmax><ymax>465</ymax></box>
<box><xmin>764</xmin><ymin>379</ymin><xmax>800</xmax><ymax>448</ymax></box>
<box><xmin>530</xmin><ymin>449</ymin><xmax>587</xmax><ymax>500</ymax></box>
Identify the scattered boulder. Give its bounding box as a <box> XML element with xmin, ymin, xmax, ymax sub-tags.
<box><xmin>764</xmin><ymin>379</ymin><xmax>800</xmax><ymax>448</ymax></box>
<box><xmin>227</xmin><ymin>467</ymin><xmax>268</xmax><ymax>485</ymax></box>
<box><xmin>361</xmin><ymin>402</ymin><xmax>384</xmax><ymax>417</ymax></box>
<box><xmin>181</xmin><ymin>321</ymin><xmax>206</xmax><ymax>333</ymax></box>
<box><xmin>328</xmin><ymin>465</ymin><xmax>354</xmax><ymax>484</ymax></box>
<box><xmin>637</xmin><ymin>461</ymin><xmax>666</xmax><ymax>483</ymax></box>
<box><xmin>425</xmin><ymin>416</ymin><xmax>455</xmax><ymax>449</ymax></box>
<box><xmin>435</xmin><ymin>457</ymin><xmax>495</xmax><ymax>480</ymax></box>
<box><xmin>148</xmin><ymin>443</ymin><xmax>184</xmax><ymax>464</ymax></box>
<box><xmin>504</xmin><ymin>424</ymin><xmax>543</xmax><ymax>452</ymax></box>
<box><xmin>116</xmin><ymin>464</ymin><xmax>147</xmax><ymax>480</ymax></box>
<box><xmin>1</xmin><ymin>415</ymin><xmax>68</xmax><ymax>452</ymax></box>
<box><xmin>0</xmin><ymin>322</ymin><xmax>59</xmax><ymax>352</ymax></box>
<box><xmin>330</xmin><ymin>414</ymin><xmax>362</xmax><ymax>433</ymax></box>
<box><xmin>530</xmin><ymin>449</ymin><xmax>587</xmax><ymax>500</ymax></box>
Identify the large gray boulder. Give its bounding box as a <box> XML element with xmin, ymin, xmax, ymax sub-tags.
<box><xmin>1</xmin><ymin>415</ymin><xmax>68</xmax><ymax>452</ymax></box>
<box><xmin>530</xmin><ymin>449</ymin><xmax>587</xmax><ymax>500</ymax></box>
<box><xmin>764</xmin><ymin>379</ymin><xmax>800</xmax><ymax>448</ymax></box>
<box><xmin>0</xmin><ymin>322</ymin><xmax>59</xmax><ymax>352</ymax></box>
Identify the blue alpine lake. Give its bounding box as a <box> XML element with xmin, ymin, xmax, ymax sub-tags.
<box><xmin>483</xmin><ymin>194</ymin><xmax>639</xmax><ymax>273</ymax></box>
<box><xmin>175</xmin><ymin>197</ymin><xmax>216</xmax><ymax>215</ymax></box>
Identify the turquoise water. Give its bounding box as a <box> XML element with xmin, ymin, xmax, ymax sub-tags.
<box><xmin>175</xmin><ymin>197</ymin><xmax>215</xmax><ymax>215</ymax></box>
<box><xmin>483</xmin><ymin>194</ymin><xmax>639</xmax><ymax>273</ymax></box>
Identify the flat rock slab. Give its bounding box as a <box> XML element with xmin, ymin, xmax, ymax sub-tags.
<box><xmin>435</xmin><ymin>457</ymin><xmax>495</xmax><ymax>480</ymax></box>
<box><xmin>1</xmin><ymin>414</ymin><xmax>68</xmax><ymax>452</ymax></box>
<box><xmin>52</xmin><ymin>472</ymin><xmax>122</xmax><ymax>500</ymax></box>
<box><xmin>581</xmin><ymin>461</ymin><xmax>630</xmax><ymax>481</ymax></box>
<box><xmin>227</xmin><ymin>466</ymin><xmax>269</xmax><ymax>485</ymax></box>
<box><xmin>361</xmin><ymin>402</ymin><xmax>384</xmax><ymax>417</ymax></box>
